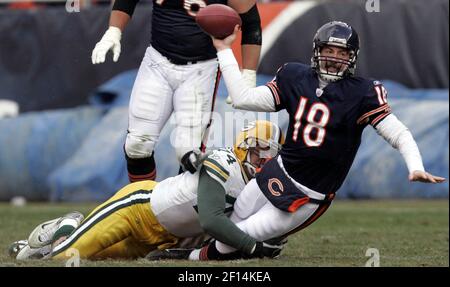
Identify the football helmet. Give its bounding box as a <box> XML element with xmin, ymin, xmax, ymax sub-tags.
<box><xmin>311</xmin><ymin>21</ymin><xmax>360</xmax><ymax>82</ymax></box>
<box><xmin>234</xmin><ymin>120</ymin><xmax>284</xmax><ymax>179</ymax></box>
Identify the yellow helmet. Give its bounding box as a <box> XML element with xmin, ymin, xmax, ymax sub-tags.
<box><xmin>234</xmin><ymin>120</ymin><xmax>285</xmax><ymax>179</ymax></box>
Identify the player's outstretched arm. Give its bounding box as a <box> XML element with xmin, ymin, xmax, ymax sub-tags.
<box><xmin>212</xmin><ymin>27</ymin><xmax>276</xmax><ymax>112</ymax></box>
<box><xmin>409</xmin><ymin>170</ymin><xmax>445</xmax><ymax>184</ymax></box>
<box><xmin>196</xmin><ymin>167</ymin><xmax>257</xmax><ymax>255</ymax></box>
<box><xmin>375</xmin><ymin>114</ymin><xmax>446</xmax><ymax>184</ymax></box>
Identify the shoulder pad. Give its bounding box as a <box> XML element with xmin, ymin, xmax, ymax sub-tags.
<box><xmin>203</xmin><ymin>149</ymin><xmax>237</xmax><ymax>184</ymax></box>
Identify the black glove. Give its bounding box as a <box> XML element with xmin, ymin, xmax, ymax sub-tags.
<box><xmin>180</xmin><ymin>150</ymin><xmax>212</xmax><ymax>174</ymax></box>
<box><xmin>249</xmin><ymin>237</ymin><xmax>288</xmax><ymax>259</ymax></box>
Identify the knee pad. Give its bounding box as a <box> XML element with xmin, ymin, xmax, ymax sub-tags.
<box><xmin>125</xmin><ymin>133</ymin><xmax>157</xmax><ymax>158</ymax></box>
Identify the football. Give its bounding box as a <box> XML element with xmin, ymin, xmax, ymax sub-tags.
<box><xmin>196</xmin><ymin>4</ymin><xmax>242</xmax><ymax>39</ymax></box>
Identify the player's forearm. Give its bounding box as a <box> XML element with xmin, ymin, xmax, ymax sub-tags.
<box><xmin>228</xmin><ymin>0</ymin><xmax>257</xmax><ymax>14</ymax></box>
<box><xmin>197</xmin><ymin>169</ymin><xmax>257</xmax><ymax>254</ymax></box>
<box><xmin>375</xmin><ymin>114</ymin><xmax>425</xmax><ymax>173</ymax></box>
<box><xmin>241</xmin><ymin>44</ymin><xmax>260</xmax><ymax>71</ymax></box>
<box><xmin>110</xmin><ymin>0</ymin><xmax>140</xmax><ymax>31</ymax></box>
<box><xmin>109</xmin><ymin>10</ymin><xmax>131</xmax><ymax>31</ymax></box>
<box><xmin>217</xmin><ymin>49</ymin><xmax>276</xmax><ymax>112</ymax></box>
<box><xmin>240</xmin><ymin>44</ymin><xmax>260</xmax><ymax>90</ymax></box>
<box><xmin>239</xmin><ymin>3</ymin><xmax>262</xmax><ymax>72</ymax></box>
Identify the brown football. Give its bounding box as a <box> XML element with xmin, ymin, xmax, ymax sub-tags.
<box><xmin>196</xmin><ymin>4</ymin><xmax>242</xmax><ymax>39</ymax></box>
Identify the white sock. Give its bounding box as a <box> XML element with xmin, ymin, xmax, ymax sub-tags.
<box><xmin>188</xmin><ymin>249</ymin><xmax>201</xmax><ymax>261</ymax></box>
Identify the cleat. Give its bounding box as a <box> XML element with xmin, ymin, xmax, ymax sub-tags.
<box><xmin>28</xmin><ymin>211</ymin><xmax>84</xmax><ymax>248</ymax></box>
<box><xmin>16</xmin><ymin>244</ymin><xmax>51</xmax><ymax>260</ymax></box>
<box><xmin>146</xmin><ymin>248</ymin><xmax>193</xmax><ymax>261</ymax></box>
<box><xmin>8</xmin><ymin>240</ymin><xmax>28</xmax><ymax>259</ymax></box>
<box><xmin>8</xmin><ymin>240</ymin><xmax>51</xmax><ymax>260</ymax></box>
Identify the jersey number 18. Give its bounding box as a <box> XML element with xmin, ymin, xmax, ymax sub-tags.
<box><xmin>292</xmin><ymin>97</ymin><xmax>330</xmax><ymax>147</ymax></box>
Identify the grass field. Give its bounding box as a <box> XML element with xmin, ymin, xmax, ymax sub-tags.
<box><xmin>0</xmin><ymin>200</ymin><xmax>448</xmax><ymax>267</ymax></box>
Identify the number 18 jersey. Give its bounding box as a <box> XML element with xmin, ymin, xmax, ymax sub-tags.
<box><xmin>264</xmin><ymin>63</ymin><xmax>391</xmax><ymax>195</ymax></box>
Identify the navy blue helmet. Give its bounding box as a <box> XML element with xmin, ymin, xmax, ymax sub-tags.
<box><xmin>311</xmin><ymin>21</ymin><xmax>360</xmax><ymax>82</ymax></box>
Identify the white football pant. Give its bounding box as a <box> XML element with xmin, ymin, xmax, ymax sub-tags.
<box><xmin>216</xmin><ymin>179</ymin><xmax>322</xmax><ymax>254</ymax></box>
<box><xmin>125</xmin><ymin>46</ymin><xmax>220</xmax><ymax>162</ymax></box>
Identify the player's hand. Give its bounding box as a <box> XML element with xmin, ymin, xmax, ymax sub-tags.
<box><xmin>195</xmin><ymin>150</ymin><xmax>213</xmax><ymax>167</ymax></box>
<box><xmin>408</xmin><ymin>170</ymin><xmax>446</xmax><ymax>183</ymax></box>
<box><xmin>181</xmin><ymin>150</ymin><xmax>213</xmax><ymax>174</ymax></box>
<box><xmin>250</xmin><ymin>237</ymin><xmax>288</xmax><ymax>259</ymax></box>
<box><xmin>146</xmin><ymin>248</ymin><xmax>193</xmax><ymax>261</ymax></box>
<box><xmin>212</xmin><ymin>25</ymin><xmax>240</xmax><ymax>51</ymax></box>
<box><xmin>91</xmin><ymin>26</ymin><xmax>122</xmax><ymax>64</ymax></box>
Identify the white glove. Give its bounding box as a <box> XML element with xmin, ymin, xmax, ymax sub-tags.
<box><xmin>91</xmin><ymin>26</ymin><xmax>122</xmax><ymax>64</ymax></box>
<box><xmin>225</xmin><ymin>69</ymin><xmax>256</xmax><ymax>105</ymax></box>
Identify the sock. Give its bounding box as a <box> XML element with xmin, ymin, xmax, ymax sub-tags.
<box><xmin>51</xmin><ymin>226</ymin><xmax>74</xmax><ymax>244</ymax></box>
<box><xmin>51</xmin><ymin>218</ymin><xmax>79</xmax><ymax>244</ymax></box>
<box><xmin>188</xmin><ymin>249</ymin><xmax>201</xmax><ymax>261</ymax></box>
<box><xmin>196</xmin><ymin>241</ymin><xmax>242</xmax><ymax>261</ymax></box>
<box><xmin>125</xmin><ymin>151</ymin><xmax>156</xmax><ymax>182</ymax></box>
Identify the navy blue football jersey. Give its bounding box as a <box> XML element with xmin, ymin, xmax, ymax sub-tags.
<box><xmin>151</xmin><ymin>0</ymin><xmax>228</xmax><ymax>63</ymax></box>
<box><xmin>264</xmin><ymin>63</ymin><xmax>391</xmax><ymax>195</ymax></box>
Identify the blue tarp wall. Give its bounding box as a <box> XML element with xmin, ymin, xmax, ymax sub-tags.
<box><xmin>0</xmin><ymin>0</ymin><xmax>448</xmax><ymax>112</ymax></box>
<box><xmin>0</xmin><ymin>71</ymin><xmax>448</xmax><ymax>201</ymax></box>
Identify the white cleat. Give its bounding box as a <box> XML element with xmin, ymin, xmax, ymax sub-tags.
<box><xmin>27</xmin><ymin>211</ymin><xmax>84</xmax><ymax>248</ymax></box>
<box><xmin>28</xmin><ymin>218</ymin><xmax>60</xmax><ymax>248</ymax></box>
<box><xmin>8</xmin><ymin>240</ymin><xmax>51</xmax><ymax>260</ymax></box>
<box><xmin>8</xmin><ymin>240</ymin><xmax>28</xmax><ymax>259</ymax></box>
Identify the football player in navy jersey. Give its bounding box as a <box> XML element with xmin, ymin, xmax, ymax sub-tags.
<box><xmin>91</xmin><ymin>0</ymin><xmax>262</xmax><ymax>182</ymax></box>
<box><xmin>176</xmin><ymin>21</ymin><xmax>446</xmax><ymax>261</ymax></box>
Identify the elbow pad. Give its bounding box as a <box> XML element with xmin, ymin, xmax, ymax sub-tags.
<box><xmin>112</xmin><ymin>0</ymin><xmax>140</xmax><ymax>17</ymax></box>
<box><xmin>240</xmin><ymin>4</ymin><xmax>262</xmax><ymax>45</ymax></box>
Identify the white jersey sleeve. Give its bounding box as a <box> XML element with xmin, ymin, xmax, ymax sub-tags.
<box><xmin>375</xmin><ymin>114</ymin><xmax>425</xmax><ymax>173</ymax></box>
<box><xmin>217</xmin><ymin>49</ymin><xmax>276</xmax><ymax>112</ymax></box>
<box><xmin>150</xmin><ymin>148</ymin><xmax>247</xmax><ymax>238</ymax></box>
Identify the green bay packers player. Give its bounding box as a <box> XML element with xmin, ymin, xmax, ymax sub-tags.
<box><xmin>10</xmin><ymin>120</ymin><xmax>284</xmax><ymax>260</ymax></box>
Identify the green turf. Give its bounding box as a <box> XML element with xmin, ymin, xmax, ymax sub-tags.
<box><xmin>0</xmin><ymin>200</ymin><xmax>448</xmax><ymax>267</ymax></box>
